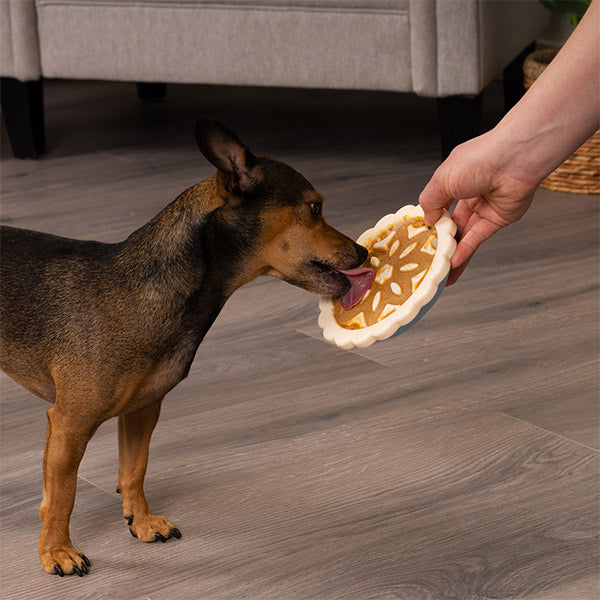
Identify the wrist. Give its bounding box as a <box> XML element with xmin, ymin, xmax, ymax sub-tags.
<box><xmin>493</xmin><ymin>115</ymin><xmax>598</xmax><ymax>194</ymax></box>
<box><xmin>466</xmin><ymin>121</ymin><xmax>545</xmax><ymax>196</ymax></box>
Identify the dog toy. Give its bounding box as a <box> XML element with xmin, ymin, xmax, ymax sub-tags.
<box><xmin>318</xmin><ymin>204</ymin><xmax>456</xmax><ymax>349</ymax></box>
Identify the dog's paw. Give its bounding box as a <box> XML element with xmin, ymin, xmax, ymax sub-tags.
<box><xmin>39</xmin><ymin>544</ymin><xmax>91</xmax><ymax>577</ymax></box>
<box><xmin>124</xmin><ymin>513</ymin><xmax>181</xmax><ymax>543</ymax></box>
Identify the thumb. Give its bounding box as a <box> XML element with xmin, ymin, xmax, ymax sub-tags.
<box><xmin>418</xmin><ymin>170</ymin><xmax>455</xmax><ymax>226</ymax></box>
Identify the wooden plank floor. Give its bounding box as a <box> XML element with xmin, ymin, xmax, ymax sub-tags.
<box><xmin>0</xmin><ymin>80</ymin><xmax>598</xmax><ymax>600</ymax></box>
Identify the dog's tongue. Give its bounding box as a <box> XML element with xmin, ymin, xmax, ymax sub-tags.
<box><xmin>338</xmin><ymin>268</ymin><xmax>375</xmax><ymax>310</ymax></box>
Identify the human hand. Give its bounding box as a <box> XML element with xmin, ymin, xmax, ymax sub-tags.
<box><xmin>419</xmin><ymin>131</ymin><xmax>538</xmax><ymax>285</ymax></box>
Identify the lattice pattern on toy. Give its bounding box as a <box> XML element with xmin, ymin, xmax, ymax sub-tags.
<box><xmin>333</xmin><ymin>217</ymin><xmax>437</xmax><ymax>330</ymax></box>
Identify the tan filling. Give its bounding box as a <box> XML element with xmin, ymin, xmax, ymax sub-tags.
<box><xmin>333</xmin><ymin>216</ymin><xmax>437</xmax><ymax>329</ymax></box>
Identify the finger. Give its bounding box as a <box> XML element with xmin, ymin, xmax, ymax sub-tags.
<box><xmin>451</xmin><ymin>199</ymin><xmax>478</xmax><ymax>238</ymax></box>
<box><xmin>452</xmin><ymin>216</ymin><xmax>503</xmax><ymax>270</ymax></box>
<box><xmin>418</xmin><ymin>170</ymin><xmax>455</xmax><ymax>226</ymax></box>
<box><xmin>446</xmin><ymin>258</ymin><xmax>471</xmax><ymax>286</ymax></box>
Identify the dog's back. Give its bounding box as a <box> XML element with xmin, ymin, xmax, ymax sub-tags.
<box><xmin>0</xmin><ymin>225</ymin><xmax>116</xmax><ymax>401</ymax></box>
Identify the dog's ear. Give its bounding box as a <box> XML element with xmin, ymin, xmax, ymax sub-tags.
<box><xmin>194</xmin><ymin>117</ymin><xmax>260</xmax><ymax>195</ymax></box>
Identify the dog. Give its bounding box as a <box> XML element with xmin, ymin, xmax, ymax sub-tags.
<box><xmin>0</xmin><ymin>117</ymin><xmax>368</xmax><ymax>577</ymax></box>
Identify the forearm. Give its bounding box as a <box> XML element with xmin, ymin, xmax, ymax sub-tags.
<box><xmin>491</xmin><ymin>0</ymin><xmax>600</xmax><ymax>187</ymax></box>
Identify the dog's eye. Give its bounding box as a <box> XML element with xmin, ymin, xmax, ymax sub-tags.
<box><xmin>309</xmin><ymin>202</ymin><xmax>322</xmax><ymax>218</ymax></box>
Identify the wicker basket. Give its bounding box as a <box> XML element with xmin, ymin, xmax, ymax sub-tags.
<box><xmin>523</xmin><ymin>48</ymin><xmax>599</xmax><ymax>194</ymax></box>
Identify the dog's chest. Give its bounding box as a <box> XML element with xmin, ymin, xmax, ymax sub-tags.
<box><xmin>111</xmin><ymin>354</ymin><xmax>194</xmax><ymax>417</ymax></box>
<box><xmin>139</xmin><ymin>334</ymin><xmax>199</xmax><ymax>397</ymax></box>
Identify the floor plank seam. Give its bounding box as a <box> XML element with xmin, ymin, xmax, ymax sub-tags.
<box><xmin>294</xmin><ymin>328</ymin><xmax>391</xmax><ymax>368</ymax></box>
<box><xmin>77</xmin><ymin>474</ymin><xmax>118</xmax><ymax>497</ymax></box>
<box><xmin>498</xmin><ymin>410</ymin><xmax>600</xmax><ymax>454</ymax></box>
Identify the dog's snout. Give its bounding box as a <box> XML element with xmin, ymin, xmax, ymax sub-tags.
<box><xmin>335</xmin><ymin>240</ymin><xmax>368</xmax><ymax>271</ymax></box>
<box><xmin>354</xmin><ymin>243</ymin><xmax>368</xmax><ymax>266</ymax></box>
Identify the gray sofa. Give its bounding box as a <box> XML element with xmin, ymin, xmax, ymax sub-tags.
<box><xmin>1</xmin><ymin>0</ymin><xmax>550</xmax><ymax>158</ymax></box>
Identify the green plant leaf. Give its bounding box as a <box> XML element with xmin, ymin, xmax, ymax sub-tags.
<box><xmin>540</xmin><ymin>0</ymin><xmax>591</xmax><ymax>26</ymax></box>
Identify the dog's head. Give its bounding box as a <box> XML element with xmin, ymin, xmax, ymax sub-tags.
<box><xmin>195</xmin><ymin>117</ymin><xmax>368</xmax><ymax>298</ymax></box>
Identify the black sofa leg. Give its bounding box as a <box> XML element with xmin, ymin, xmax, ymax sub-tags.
<box><xmin>136</xmin><ymin>82</ymin><xmax>167</xmax><ymax>101</ymax></box>
<box><xmin>1</xmin><ymin>77</ymin><xmax>45</xmax><ymax>159</ymax></box>
<box><xmin>503</xmin><ymin>41</ymin><xmax>536</xmax><ymax>112</ymax></box>
<box><xmin>437</xmin><ymin>92</ymin><xmax>483</xmax><ymax>159</ymax></box>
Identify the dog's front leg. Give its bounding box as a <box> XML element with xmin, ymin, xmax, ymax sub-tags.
<box><xmin>38</xmin><ymin>405</ymin><xmax>94</xmax><ymax>577</ymax></box>
<box><xmin>117</xmin><ymin>401</ymin><xmax>181</xmax><ymax>543</ymax></box>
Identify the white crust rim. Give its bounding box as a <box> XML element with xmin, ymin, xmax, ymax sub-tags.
<box><xmin>318</xmin><ymin>205</ymin><xmax>456</xmax><ymax>350</ymax></box>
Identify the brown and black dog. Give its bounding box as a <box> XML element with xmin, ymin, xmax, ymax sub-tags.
<box><xmin>0</xmin><ymin>118</ymin><xmax>367</xmax><ymax>577</ymax></box>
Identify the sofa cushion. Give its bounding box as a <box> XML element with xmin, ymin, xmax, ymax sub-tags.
<box><xmin>37</xmin><ymin>1</ymin><xmax>406</xmax><ymax>10</ymax></box>
<box><xmin>120</xmin><ymin>0</ymin><xmax>406</xmax><ymax>7</ymax></box>
<box><xmin>35</xmin><ymin>0</ymin><xmax>412</xmax><ymax>92</ymax></box>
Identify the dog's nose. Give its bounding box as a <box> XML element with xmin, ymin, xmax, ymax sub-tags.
<box><xmin>354</xmin><ymin>243</ymin><xmax>368</xmax><ymax>265</ymax></box>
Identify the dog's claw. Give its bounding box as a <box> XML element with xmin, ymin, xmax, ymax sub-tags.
<box><xmin>80</xmin><ymin>561</ymin><xmax>88</xmax><ymax>575</ymax></box>
<box><xmin>126</xmin><ymin>516</ymin><xmax>179</xmax><ymax>543</ymax></box>
<box><xmin>82</xmin><ymin>554</ymin><xmax>91</xmax><ymax>567</ymax></box>
<box><xmin>72</xmin><ymin>566</ymin><xmax>83</xmax><ymax>577</ymax></box>
<box><xmin>54</xmin><ymin>565</ymin><xmax>64</xmax><ymax>577</ymax></box>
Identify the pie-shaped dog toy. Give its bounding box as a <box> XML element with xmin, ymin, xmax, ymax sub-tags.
<box><xmin>318</xmin><ymin>204</ymin><xmax>456</xmax><ymax>349</ymax></box>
